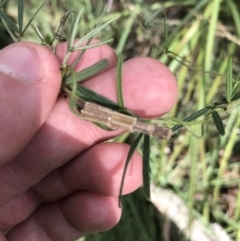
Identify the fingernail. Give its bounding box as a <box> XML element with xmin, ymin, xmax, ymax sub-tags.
<box><xmin>0</xmin><ymin>45</ymin><xmax>43</xmax><ymax>84</ymax></box>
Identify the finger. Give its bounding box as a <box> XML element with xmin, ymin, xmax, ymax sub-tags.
<box><xmin>0</xmin><ymin>42</ymin><xmax>61</xmax><ymax>165</ymax></box>
<box><xmin>0</xmin><ymin>42</ymin><xmax>118</xmax><ymax>207</ymax></box>
<box><xmin>0</xmin><ymin>143</ymin><xmax>141</xmax><ymax>228</ymax></box>
<box><xmin>6</xmin><ymin>192</ymin><xmax>121</xmax><ymax>241</ymax></box>
<box><xmin>0</xmin><ymin>232</ymin><xmax>7</xmax><ymax>241</ymax></box>
<box><xmin>0</xmin><ymin>45</ymin><xmax>177</xmax><ymax>206</ymax></box>
<box><xmin>83</xmin><ymin>56</ymin><xmax>178</xmax><ymax>117</ymax></box>
<box><xmin>32</xmin><ymin>142</ymin><xmax>143</xmax><ymax>200</ymax></box>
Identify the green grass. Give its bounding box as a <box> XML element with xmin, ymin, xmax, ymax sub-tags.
<box><xmin>1</xmin><ymin>0</ymin><xmax>240</xmax><ymax>240</ymax></box>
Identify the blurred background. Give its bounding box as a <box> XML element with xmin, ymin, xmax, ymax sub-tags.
<box><xmin>1</xmin><ymin>0</ymin><xmax>240</xmax><ymax>240</ymax></box>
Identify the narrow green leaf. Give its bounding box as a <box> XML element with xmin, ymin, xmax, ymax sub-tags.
<box><xmin>0</xmin><ymin>9</ymin><xmax>20</xmax><ymax>34</ymax></box>
<box><xmin>33</xmin><ymin>23</ymin><xmax>45</xmax><ymax>42</ymax></box>
<box><xmin>163</xmin><ymin>12</ymin><xmax>169</xmax><ymax>52</ymax></box>
<box><xmin>75</xmin><ymin>85</ymin><xmax>119</xmax><ymax>110</ymax></box>
<box><xmin>232</xmin><ymin>83</ymin><xmax>240</xmax><ymax>99</ymax></box>
<box><xmin>1</xmin><ymin>17</ymin><xmax>18</xmax><ymax>42</ymax></box>
<box><xmin>18</xmin><ymin>0</ymin><xmax>24</xmax><ymax>34</ymax></box>
<box><xmin>70</xmin><ymin>8</ymin><xmax>113</xmax><ymax>69</ymax></box>
<box><xmin>172</xmin><ymin>107</ymin><xmax>211</xmax><ymax>131</ymax></box>
<box><xmin>231</xmin><ymin>74</ymin><xmax>240</xmax><ymax>99</ymax></box>
<box><xmin>226</xmin><ymin>57</ymin><xmax>233</xmax><ymax>103</ymax></box>
<box><xmin>70</xmin><ymin>6</ymin><xmax>108</xmax><ymax>63</ymax></box>
<box><xmin>233</xmin><ymin>73</ymin><xmax>240</xmax><ymax>87</ymax></box>
<box><xmin>66</xmin><ymin>59</ymin><xmax>108</xmax><ymax>85</ymax></box>
<box><xmin>72</xmin><ymin>39</ymin><xmax>113</xmax><ymax>51</ymax></box>
<box><xmin>71</xmin><ymin>36</ymin><xmax>94</xmax><ymax>69</ymax></box>
<box><xmin>212</xmin><ymin>111</ymin><xmax>225</xmax><ymax>136</ymax></box>
<box><xmin>68</xmin><ymin>8</ymin><xmax>83</xmax><ymax>49</ymax></box>
<box><xmin>116</xmin><ymin>8</ymin><xmax>138</xmax><ymax>54</ymax></box>
<box><xmin>71</xmin><ymin>13</ymin><xmax>118</xmax><ymax>69</ymax></box>
<box><xmin>22</xmin><ymin>0</ymin><xmax>47</xmax><ymax>34</ymax></box>
<box><xmin>74</xmin><ymin>15</ymin><xmax>119</xmax><ymax>47</ymax></box>
<box><xmin>96</xmin><ymin>6</ymin><xmax>107</xmax><ymax>25</ymax></box>
<box><xmin>76</xmin><ymin>59</ymin><xmax>107</xmax><ymax>80</ymax></box>
<box><xmin>143</xmin><ymin>134</ymin><xmax>151</xmax><ymax>199</ymax></box>
<box><xmin>92</xmin><ymin>122</ymin><xmax>113</xmax><ymax>131</ymax></box>
<box><xmin>116</xmin><ymin>53</ymin><xmax>124</xmax><ymax>108</ymax></box>
<box><xmin>118</xmin><ymin>133</ymin><xmax>143</xmax><ymax>206</ymax></box>
<box><xmin>226</xmin><ymin>0</ymin><xmax>240</xmax><ymax>38</ymax></box>
<box><xmin>145</xmin><ymin>7</ymin><xmax>161</xmax><ymax>25</ymax></box>
<box><xmin>157</xmin><ymin>0</ymin><xmax>209</xmax><ymax>54</ymax></box>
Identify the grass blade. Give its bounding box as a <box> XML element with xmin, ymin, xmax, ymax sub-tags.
<box><xmin>212</xmin><ymin>111</ymin><xmax>225</xmax><ymax>136</ymax></box>
<box><xmin>172</xmin><ymin>107</ymin><xmax>211</xmax><ymax>131</ymax></box>
<box><xmin>143</xmin><ymin>134</ymin><xmax>151</xmax><ymax>199</ymax></box>
<box><xmin>18</xmin><ymin>0</ymin><xmax>24</xmax><ymax>34</ymax></box>
<box><xmin>156</xmin><ymin>0</ymin><xmax>209</xmax><ymax>55</ymax></box>
<box><xmin>66</xmin><ymin>59</ymin><xmax>108</xmax><ymax>85</ymax></box>
<box><xmin>22</xmin><ymin>0</ymin><xmax>47</xmax><ymax>34</ymax></box>
<box><xmin>226</xmin><ymin>0</ymin><xmax>240</xmax><ymax>37</ymax></box>
<box><xmin>226</xmin><ymin>57</ymin><xmax>233</xmax><ymax>102</ymax></box>
<box><xmin>0</xmin><ymin>9</ymin><xmax>20</xmax><ymax>34</ymax></box>
<box><xmin>116</xmin><ymin>53</ymin><xmax>124</xmax><ymax>108</ymax></box>
<box><xmin>163</xmin><ymin>12</ymin><xmax>168</xmax><ymax>52</ymax></box>
<box><xmin>118</xmin><ymin>133</ymin><xmax>143</xmax><ymax>206</ymax></box>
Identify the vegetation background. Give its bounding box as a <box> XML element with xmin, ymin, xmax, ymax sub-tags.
<box><xmin>1</xmin><ymin>0</ymin><xmax>240</xmax><ymax>240</ymax></box>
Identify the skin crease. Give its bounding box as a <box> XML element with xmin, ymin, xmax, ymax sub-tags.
<box><xmin>0</xmin><ymin>40</ymin><xmax>178</xmax><ymax>241</ymax></box>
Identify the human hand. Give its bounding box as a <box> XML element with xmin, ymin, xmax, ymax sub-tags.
<box><xmin>0</xmin><ymin>41</ymin><xmax>177</xmax><ymax>241</ymax></box>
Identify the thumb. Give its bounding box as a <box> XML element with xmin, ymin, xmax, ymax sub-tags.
<box><xmin>0</xmin><ymin>42</ymin><xmax>61</xmax><ymax>165</ymax></box>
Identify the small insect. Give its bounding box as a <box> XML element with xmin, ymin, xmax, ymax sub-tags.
<box><xmin>80</xmin><ymin>102</ymin><xmax>173</xmax><ymax>139</ymax></box>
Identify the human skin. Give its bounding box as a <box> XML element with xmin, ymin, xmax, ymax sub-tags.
<box><xmin>0</xmin><ymin>41</ymin><xmax>178</xmax><ymax>241</ymax></box>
